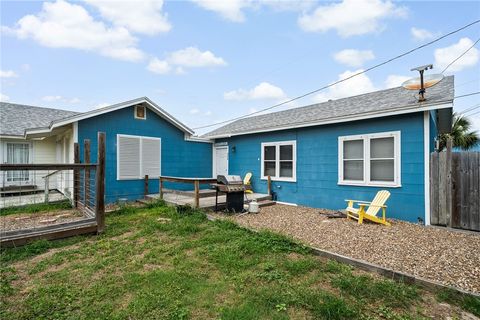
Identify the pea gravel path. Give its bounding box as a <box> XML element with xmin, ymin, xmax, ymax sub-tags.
<box><xmin>223</xmin><ymin>204</ymin><xmax>480</xmax><ymax>294</ymax></box>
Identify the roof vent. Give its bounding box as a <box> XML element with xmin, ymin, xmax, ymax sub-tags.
<box><xmin>402</xmin><ymin>64</ymin><xmax>443</xmax><ymax>102</ymax></box>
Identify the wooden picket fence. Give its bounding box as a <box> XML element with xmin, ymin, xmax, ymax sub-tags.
<box><xmin>430</xmin><ymin>140</ymin><xmax>480</xmax><ymax>231</ymax></box>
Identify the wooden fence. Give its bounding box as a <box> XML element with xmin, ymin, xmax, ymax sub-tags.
<box><xmin>0</xmin><ymin>132</ymin><xmax>106</xmax><ymax>246</ymax></box>
<box><xmin>430</xmin><ymin>140</ymin><xmax>480</xmax><ymax>231</ymax></box>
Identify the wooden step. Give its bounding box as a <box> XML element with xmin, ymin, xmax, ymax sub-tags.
<box><xmin>258</xmin><ymin>200</ymin><xmax>276</xmax><ymax>208</ymax></box>
<box><xmin>0</xmin><ymin>187</ymin><xmax>46</xmax><ymax>197</ymax></box>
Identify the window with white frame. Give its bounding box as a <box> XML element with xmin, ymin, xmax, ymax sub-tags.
<box><xmin>338</xmin><ymin>131</ymin><xmax>401</xmax><ymax>187</ymax></box>
<box><xmin>117</xmin><ymin>134</ymin><xmax>161</xmax><ymax>180</ymax></box>
<box><xmin>261</xmin><ymin>141</ymin><xmax>296</xmax><ymax>181</ymax></box>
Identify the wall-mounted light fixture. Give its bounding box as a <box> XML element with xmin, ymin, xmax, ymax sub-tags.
<box><xmin>231</xmin><ymin>146</ymin><xmax>236</xmax><ymax>153</ymax></box>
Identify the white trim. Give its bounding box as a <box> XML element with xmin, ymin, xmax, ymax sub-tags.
<box><xmin>134</xmin><ymin>105</ymin><xmax>146</xmax><ymax>120</ymax></box>
<box><xmin>23</xmin><ymin>97</ymin><xmax>194</xmax><ymax>137</ymax></box>
<box><xmin>116</xmin><ymin>134</ymin><xmax>162</xmax><ymax>180</ymax></box>
<box><xmin>72</xmin><ymin>122</ymin><xmax>78</xmax><ymax>144</ymax></box>
<box><xmin>275</xmin><ymin>201</ymin><xmax>297</xmax><ymax>206</ymax></box>
<box><xmin>184</xmin><ymin>133</ymin><xmax>213</xmax><ymax>143</ymax></box>
<box><xmin>260</xmin><ymin>140</ymin><xmax>297</xmax><ymax>182</ymax></box>
<box><xmin>213</xmin><ymin>145</ymin><xmax>229</xmax><ymax>177</ymax></box>
<box><xmin>207</xmin><ymin>102</ymin><xmax>453</xmax><ymax>139</ymax></box>
<box><xmin>424</xmin><ymin>111</ymin><xmax>431</xmax><ymax>225</ymax></box>
<box><xmin>338</xmin><ymin>131</ymin><xmax>401</xmax><ymax>188</ymax></box>
<box><xmin>0</xmin><ymin>135</ymin><xmax>28</xmax><ymax>140</ymax></box>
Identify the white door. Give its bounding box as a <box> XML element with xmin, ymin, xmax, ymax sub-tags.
<box><xmin>4</xmin><ymin>142</ymin><xmax>31</xmax><ymax>186</ymax></box>
<box><xmin>215</xmin><ymin>146</ymin><xmax>228</xmax><ymax>177</ymax></box>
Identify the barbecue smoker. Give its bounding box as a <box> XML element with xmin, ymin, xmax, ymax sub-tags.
<box><xmin>213</xmin><ymin>175</ymin><xmax>245</xmax><ymax>212</ymax></box>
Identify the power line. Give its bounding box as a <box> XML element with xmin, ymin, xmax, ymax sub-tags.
<box><xmin>441</xmin><ymin>37</ymin><xmax>480</xmax><ymax>73</ymax></box>
<box><xmin>194</xmin><ymin>19</ymin><xmax>480</xmax><ymax>130</ymax></box>
<box><xmin>466</xmin><ymin>109</ymin><xmax>480</xmax><ymax>117</ymax></box>
<box><xmin>458</xmin><ymin>103</ymin><xmax>480</xmax><ymax>115</ymax></box>
<box><xmin>454</xmin><ymin>91</ymin><xmax>480</xmax><ymax>99</ymax></box>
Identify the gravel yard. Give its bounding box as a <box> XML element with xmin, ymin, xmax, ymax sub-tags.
<box><xmin>222</xmin><ymin>204</ymin><xmax>480</xmax><ymax>294</ymax></box>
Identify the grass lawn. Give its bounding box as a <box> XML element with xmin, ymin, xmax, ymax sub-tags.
<box><xmin>0</xmin><ymin>200</ymin><xmax>72</xmax><ymax>216</ymax></box>
<box><xmin>1</xmin><ymin>202</ymin><xmax>479</xmax><ymax>319</ymax></box>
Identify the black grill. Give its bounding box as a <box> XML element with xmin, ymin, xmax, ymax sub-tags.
<box><xmin>212</xmin><ymin>175</ymin><xmax>245</xmax><ymax>212</ymax></box>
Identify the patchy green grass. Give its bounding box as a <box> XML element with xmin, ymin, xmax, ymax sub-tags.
<box><xmin>1</xmin><ymin>203</ymin><xmax>478</xmax><ymax>319</ymax></box>
<box><xmin>0</xmin><ymin>200</ymin><xmax>72</xmax><ymax>216</ymax></box>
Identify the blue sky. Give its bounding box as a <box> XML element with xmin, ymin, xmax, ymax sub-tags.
<box><xmin>1</xmin><ymin>0</ymin><xmax>479</xmax><ymax>134</ymax></box>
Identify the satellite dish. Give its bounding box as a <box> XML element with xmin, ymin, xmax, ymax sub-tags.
<box><xmin>402</xmin><ymin>74</ymin><xmax>444</xmax><ymax>90</ymax></box>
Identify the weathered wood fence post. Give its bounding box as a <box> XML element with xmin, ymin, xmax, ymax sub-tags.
<box><xmin>194</xmin><ymin>179</ymin><xmax>200</xmax><ymax>208</ymax></box>
<box><xmin>144</xmin><ymin>175</ymin><xmax>149</xmax><ymax>198</ymax></box>
<box><xmin>84</xmin><ymin>139</ymin><xmax>91</xmax><ymax>208</ymax></box>
<box><xmin>73</xmin><ymin>143</ymin><xmax>80</xmax><ymax>208</ymax></box>
<box><xmin>159</xmin><ymin>177</ymin><xmax>164</xmax><ymax>200</ymax></box>
<box><xmin>445</xmin><ymin>137</ymin><xmax>453</xmax><ymax>226</ymax></box>
<box><xmin>95</xmin><ymin>132</ymin><xmax>106</xmax><ymax>233</ymax></box>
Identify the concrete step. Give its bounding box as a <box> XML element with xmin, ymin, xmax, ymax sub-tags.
<box><xmin>258</xmin><ymin>200</ymin><xmax>276</xmax><ymax>207</ymax></box>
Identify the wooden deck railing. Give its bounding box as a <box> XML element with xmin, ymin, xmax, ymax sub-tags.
<box><xmin>159</xmin><ymin>176</ymin><xmax>217</xmax><ymax>208</ymax></box>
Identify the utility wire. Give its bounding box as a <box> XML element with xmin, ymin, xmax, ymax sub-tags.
<box><xmin>466</xmin><ymin>109</ymin><xmax>480</xmax><ymax>117</ymax></box>
<box><xmin>454</xmin><ymin>91</ymin><xmax>480</xmax><ymax>99</ymax></box>
<box><xmin>194</xmin><ymin>19</ymin><xmax>480</xmax><ymax>130</ymax></box>
<box><xmin>441</xmin><ymin>37</ymin><xmax>480</xmax><ymax>73</ymax></box>
<box><xmin>459</xmin><ymin>103</ymin><xmax>480</xmax><ymax>115</ymax></box>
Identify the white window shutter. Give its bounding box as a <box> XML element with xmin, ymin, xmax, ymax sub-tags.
<box><xmin>118</xmin><ymin>136</ymin><xmax>141</xmax><ymax>179</ymax></box>
<box><xmin>141</xmin><ymin>138</ymin><xmax>161</xmax><ymax>178</ymax></box>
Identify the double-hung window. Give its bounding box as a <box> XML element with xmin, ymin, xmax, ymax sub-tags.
<box><xmin>338</xmin><ymin>131</ymin><xmax>401</xmax><ymax>187</ymax></box>
<box><xmin>117</xmin><ymin>134</ymin><xmax>161</xmax><ymax>180</ymax></box>
<box><xmin>261</xmin><ymin>140</ymin><xmax>296</xmax><ymax>182</ymax></box>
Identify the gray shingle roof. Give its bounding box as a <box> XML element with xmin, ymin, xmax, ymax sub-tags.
<box><xmin>204</xmin><ymin>75</ymin><xmax>454</xmax><ymax>138</ymax></box>
<box><xmin>0</xmin><ymin>102</ymin><xmax>79</xmax><ymax>137</ymax></box>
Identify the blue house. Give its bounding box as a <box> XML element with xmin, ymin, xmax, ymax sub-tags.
<box><xmin>0</xmin><ymin>98</ymin><xmax>213</xmax><ymax>203</ymax></box>
<box><xmin>204</xmin><ymin>76</ymin><xmax>455</xmax><ymax>223</ymax></box>
<box><xmin>0</xmin><ymin>76</ymin><xmax>454</xmax><ymax>224</ymax></box>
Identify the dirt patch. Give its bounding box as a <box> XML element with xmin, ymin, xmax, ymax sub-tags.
<box><xmin>220</xmin><ymin>204</ymin><xmax>480</xmax><ymax>294</ymax></box>
<box><xmin>1</xmin><ymin>209</ymin><xmax>87</xmax><ymax>232</ymax></box>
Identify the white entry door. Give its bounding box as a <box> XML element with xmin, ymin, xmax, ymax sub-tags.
<box><xmin>215</xmin><ymin>146</ymin><xmax>228</xmax><ymax>177</ymax></box>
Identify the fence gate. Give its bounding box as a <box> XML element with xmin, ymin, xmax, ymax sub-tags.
<box><xmin>430</xmin><ymin>141</ymin><xmax>480</xmax><ymax>231</ymax></box>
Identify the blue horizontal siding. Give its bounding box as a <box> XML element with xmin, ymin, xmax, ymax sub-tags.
<box><xmin>78</xmin><ymin>106</ymin><xmax>212</xmax><ymax>203</ymax></box>
<box><xmin>218</xmin><ymin>112</ymin><xmax>426</xmax><ymax>222</ymax></box>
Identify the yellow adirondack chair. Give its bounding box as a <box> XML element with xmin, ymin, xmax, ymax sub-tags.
<box><xmin>243</xmin><ymin>172</ymin><xmax>253</xmax><ymax>194</ymax></box>
<box><xmin>345</xmin><ymin>190</ymin><xmax>391</xmax><ymax>226</ymax></box>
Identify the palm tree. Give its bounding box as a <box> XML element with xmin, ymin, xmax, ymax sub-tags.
<box><xmin>439</xmin><ymin>112</ymin><xmax>479</xmax><ymax>151</ymax></box>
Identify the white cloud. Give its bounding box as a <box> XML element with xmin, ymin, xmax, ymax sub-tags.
<box><xmin>298</xmin><ymin>0</ymin><xmax>407</xmax><ymax>37</ymax></box>
<box><xmin>434</xmin><ymin>37</ymin><xmax>479</xmax><ymax>72</ymax></box>
<box><xmin>192</xmin><ymin>0</ymin><xmax>250</xmax><ymax>22</ymax></box>
<box><xmin>168</xmin><ymin>47</ymin><xmax>227</xmax><ymax>68</ymax></box>
<box><xmin>192</xmin><ymin>0</ymin><xmax>314</xmax><ymax>22</ymax></box>
<box><xmin>470</xmin><ymin>114</ymin><xmax>480</xmax><ymax>132</ymax></box>
<box><xmin>384</xmin><ymin>75</ymin><xmax>410</xmax><ymax>88</ymax></box>
<box><xmin>93</xmin><ymin>102</ymin><xmax>110</xmax><ymax>109</ymax></box>
<box><xmin>333</xmin><ymin>49</ymin><xmax>375</xmax><ymax>67</ymax></box>
<box><xmin>42</xmin><ymin>95</ymin><xmax>63</xmax><ymax>102</ymax></box>
<box><xmin>3</xmin><ymin>0</ymin><xmax>144</xmax><ymax>62</ymax></box>
<box><xmin>224</xmin><ymin>82</ymin><xmax>287</xmax><ymax>101</ymax></box>
<box><xmin>0</xmin><ymin>93</ymin><xmax>10</xmax><ymax>101</ymax></box>
<box><xmin>204</xmin><ymin>110</ymin><xmax>212</xmax><ymax>116</ymax></box>
<box><xmin>189</xmin><ymin>108</ymin><xmax>200</xmax><ymax>114</ymax></box>
<box><xmin>147</xmin><ymin>47</ymin><xmax>226</xmax><ymax>75</ymax></box>
<box><xmin>42</xmin><ymin>95</ymin><xmax>81</xmax><ymax>103</ymax></box>
<box><xmin>411</xmin><ymin>27</ymin><xmax>435</xmax><ymax>41</ymax></box>
<box><xmin>84</xmin><ymin>0</ymin><xmax>171</xmax><ymax>35</ymax></box>
<box><xmin>147</xmin><ymin>58</ymin><xmax>171</xmax><ymax>74</ymax></box>
<box><xmin>0</xmin><ymin>70</ymin><xmax>18</xmax><ymax>78</ymax></box>
<box><xmin>313</xmin><ymin>69</ymin><xmax>377</xmax><ymax>102</ymax></box>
